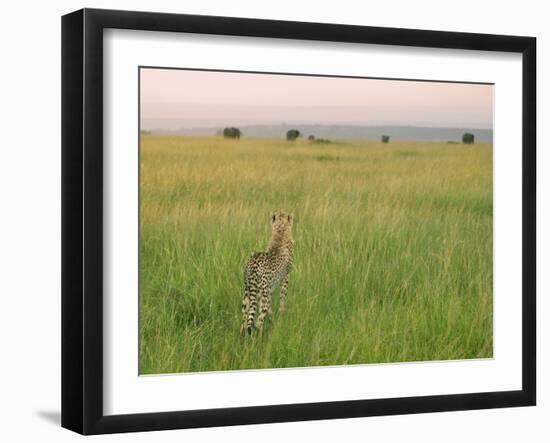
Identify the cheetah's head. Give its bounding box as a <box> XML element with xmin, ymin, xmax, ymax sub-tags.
<box><xmin>271</xmin><ymin>212</ymin><xmax>293</xmax><ymax>235</ymax></box>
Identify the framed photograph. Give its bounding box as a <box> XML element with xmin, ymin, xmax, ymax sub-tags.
<box><xmin>61</xmin><ymin>8</ymin><xmax>536</xmax><ymax>435</ymax></box>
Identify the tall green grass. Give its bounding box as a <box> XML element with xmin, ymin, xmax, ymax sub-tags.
<box><xmin>139</xmin><ymin>135</ymin><xmax>493</xmax><ymax>374</ymax></box>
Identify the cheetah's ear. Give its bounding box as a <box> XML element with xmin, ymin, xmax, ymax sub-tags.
<box><xmin>272</xmin><ymin>213</ymin><xmax>277</xmax><ymax>223</ymax></box>
<box><xmin>288</xmin><ymin>213</ymin><xmax>293</xmax><ymax>223</ymax></box>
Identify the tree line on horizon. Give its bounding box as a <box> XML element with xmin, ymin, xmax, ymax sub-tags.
<box><xmin>215</xmin><ymin>127</ymin><xmax>476</xmax><ymax>144</ymax></box>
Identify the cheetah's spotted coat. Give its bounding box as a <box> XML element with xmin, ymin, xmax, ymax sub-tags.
<box><xmin>240</xmin><ymin>212</ymin><xmax>294</xmax><ymax>335</ymax></box>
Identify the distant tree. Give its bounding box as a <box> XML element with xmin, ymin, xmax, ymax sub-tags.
<box><xmin>462</xmin><ymin>133</ymin><xmax>475</xmax><ymax>144</ymax></box>
<box><xmin>140</xmin><ymin>129</ymin><xmax>152</xmax><ymax>135</ymax></box>
<box><xmin>223</xmin><ymin>127</ymin><xmax>241</xmax><ymax>139</ymax></box>
<box><xmin>286</xmin><ymin>129</ymin><xmax>301</xmax><ymax>141</ymax></box>
<box><xmin>381</xmin><ymin>135</ymin><xmax>390</xmax><ymax>144</ymax></box>
<box><xmin>308</xmin><ymin>135</ymin><xmax>315</xmax><ymax>141</ymax></box>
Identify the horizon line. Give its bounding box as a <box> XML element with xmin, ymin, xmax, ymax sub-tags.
<box><xmin>142</xmin><ymin>123</ymin><xmax>494</xmax><ymax>131</ymax></box>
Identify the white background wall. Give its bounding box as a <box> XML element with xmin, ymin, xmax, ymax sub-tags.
<box><xmin>0</xmin><ymin>0</ymin><xmax>546</xmax><ymax>441</ymax></box>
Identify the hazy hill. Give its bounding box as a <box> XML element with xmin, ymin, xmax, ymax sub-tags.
<box><xmin>148</xmin><ymin>124</ymin><xmax>493</xmax><ymax>143</ymax></box>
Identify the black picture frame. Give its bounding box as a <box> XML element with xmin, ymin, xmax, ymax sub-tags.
<box><xmin>62</xmin><ymin>8</ymin><xmax>536</xmax><ymax>435</ymax></box>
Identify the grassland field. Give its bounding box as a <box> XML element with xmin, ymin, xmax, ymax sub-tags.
<box><xmin>139</xmin><ymin>134</ymin><xmax>493</xmax><ymax>374</ymax></box>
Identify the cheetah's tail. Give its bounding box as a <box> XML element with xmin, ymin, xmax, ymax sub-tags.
<box><xmin>240</xmin><ymin>284</ymin><xmax>251</xmax><ymax>337</ymax></box>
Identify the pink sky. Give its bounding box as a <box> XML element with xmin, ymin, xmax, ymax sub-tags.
<box><xmin>140</xmin><ymin>68</ymin><xmax>493</xmax><ymax>130</ymax></box>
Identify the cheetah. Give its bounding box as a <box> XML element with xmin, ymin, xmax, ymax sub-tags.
<box><xmin>240</xmin><ymin>212</ymin><xmax>294</xmax><ymax>335</ymax></box>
